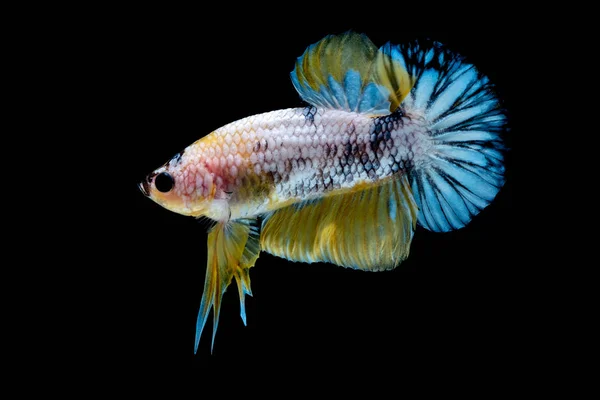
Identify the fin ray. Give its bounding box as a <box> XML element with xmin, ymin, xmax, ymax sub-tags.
<box><xmin>194</xmin><ymin>219</ymin><xmax>260</xmax><ymax>353</ymax></box>
<box><xmin>391</xmin><ymin>39</ymin><xmax>507</xmax><ymax>232</ymax></box>
<box><xmin>291</xmin><ymin>32</ymin><xmax>415</xmax><ymax>115</ymax></box>
<box><xmin>260</xmin><ymin>176</ymin><xmax>418</xmax><ymax>271</ymax></box>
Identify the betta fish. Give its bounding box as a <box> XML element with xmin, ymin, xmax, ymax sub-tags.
<box><xmin>139</xmin><ymin>32</ymin><xmax>507</xmax><ymax>353</ymax></box>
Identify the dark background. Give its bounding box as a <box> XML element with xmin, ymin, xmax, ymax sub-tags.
<box><xmin>105</xmin><ymin>26</ymin><xmax>527</xmax><ymax>376</ymax></box>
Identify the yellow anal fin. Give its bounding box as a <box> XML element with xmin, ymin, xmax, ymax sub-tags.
<box><xmin>260</xmin><ymin>175</ymin><xmax>418</xmax><ymax>271</ymax></box>
<box><xmin>195</xmin><ymin>219</ymin><xmax>260</xmax><ymax>353</ymax></box>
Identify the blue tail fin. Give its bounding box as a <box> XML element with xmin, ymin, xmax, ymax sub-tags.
<box><xmin>391</xmin><ymin>40</ymin><xmax>507</xmax><ymax>232</ymax></box>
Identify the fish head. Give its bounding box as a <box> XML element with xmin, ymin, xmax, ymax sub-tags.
<box><xmin>139</xmin><ymin>149</ymin><xmax>216</xmax><ymax>218</ymax></box>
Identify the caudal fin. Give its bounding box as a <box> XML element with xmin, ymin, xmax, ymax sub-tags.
<box><xmin>389</xmin><ymin>40</ymin><xmax>507</xmax><ymax>232</ymax></box>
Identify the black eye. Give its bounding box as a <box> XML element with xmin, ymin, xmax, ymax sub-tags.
<box><xmin>155</xmin><ymin>172</ymin><xmax>174</xmax><ymax>193</ymax></box>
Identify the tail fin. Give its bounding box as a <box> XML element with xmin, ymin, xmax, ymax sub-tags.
<box><xmin>389</xmin><ymin>40</ymin><xmax>507</xmax><ymax>232</ymax></box>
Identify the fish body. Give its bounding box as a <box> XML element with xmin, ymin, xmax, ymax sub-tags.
<box><xmin>154</xmin><ymin>107</ymin><xmax>426</xmax><ymax>220</ymax></box>
<box><xmin>140</xmin><ymin>32</ymin><xmax>507</xmax><ymax>353</ymax></box>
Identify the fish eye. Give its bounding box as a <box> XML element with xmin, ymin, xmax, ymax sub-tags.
<box><xmin>155</xmin><ymin>172</ymin><xmax>174</xmax><ymax>193</ymax></box>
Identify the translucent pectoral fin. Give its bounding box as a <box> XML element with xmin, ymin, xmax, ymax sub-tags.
<box><xmin>195</xmin><ymin>219</ymin><xmax>260</xmax><ymax>354</ymax></box>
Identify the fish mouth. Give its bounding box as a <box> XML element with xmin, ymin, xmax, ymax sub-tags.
<box><xmin>138</xmin><ymin>181</ymin><xmax>149</xmax><ymax>196</ymax></box>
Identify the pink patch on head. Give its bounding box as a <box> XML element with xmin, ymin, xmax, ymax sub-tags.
<box><xmin>204</xmin><ymin>174</ymin><xmax>213</xmax><ymax>196</ymax></box>
<box><xmin>185</xmin><ymin>172</ymin><xmax>196</xmax><ymax>193</ymax></box>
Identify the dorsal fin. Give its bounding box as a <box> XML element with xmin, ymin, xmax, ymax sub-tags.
<box><xmin>290</xmin><ymin>32</ymin><xmax>414</xmax><ymax>115</ymax></box>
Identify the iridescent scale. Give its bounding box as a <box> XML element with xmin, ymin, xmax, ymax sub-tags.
<box><xmin>182</xmin><ymin>106</ymin><xmax>429</xmax><ymax>219</ymax></box>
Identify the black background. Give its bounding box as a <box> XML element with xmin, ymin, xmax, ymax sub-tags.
<box><xmin>105</xmin><ymin>25</ymin><xmax>528</xmax><ymax>378</ymax></box>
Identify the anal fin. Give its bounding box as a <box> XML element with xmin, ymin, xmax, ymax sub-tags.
<box><xmin>260</xmin><ymin>175</ymin><xmax>418</xmax><ymax>271</ymax></box>
<box><xmin>195</xmin><ymin>219</ymin><xmax>260</xmax><ymax>353</ymax></box>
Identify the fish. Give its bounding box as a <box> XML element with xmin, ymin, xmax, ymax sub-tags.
<box><xmin>139</xmin><ymin>32</ymin><xmax>507</xmax><ymax>353</ymax></box>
